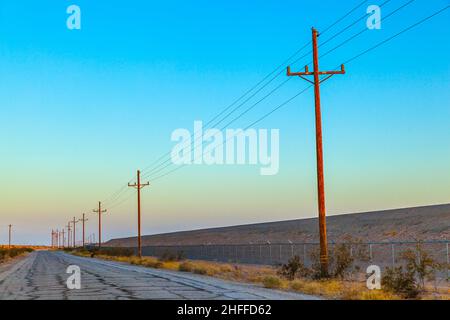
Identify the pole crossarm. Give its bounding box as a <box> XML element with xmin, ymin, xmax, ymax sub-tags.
<box><xmin>128</xmin><ymin>182</ymin><xmax>150</xmax><ymax>189</ymax></box>
<box><xmin>287</xmin><ymin>64</ymin><xmax>345</xmax><ymax>84</ymax></box>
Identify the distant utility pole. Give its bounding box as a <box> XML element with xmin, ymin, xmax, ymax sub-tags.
<box><xmin>128</xmin><ymin>170</ymin><xmax>150</xmax><ymax>258</ymax></box>
<box><xmin>66</xmin><ymin>223</ymin><xmax>72</xmax><ymax>248</ymax></box>
<box><xmin>8</xmin><ymin>224</ymin><xmax>12</xmax><ymax>248</ymax></box>
<box><xmin>61</xmin><ymin>229</ymin><xmax>66</xmax><ymax>248</ymax></box>
<box><xmin>51</xmin><ymin>230</ymin><xmax>54</xmax><ymax>247</ymax></box>
<box><xmin>55</xmin><ymin>229</ymin><xmax>59</xmax><ymax>248</ymax></box>
<box><xmin>287</xmin><ymin>27</ymin><xmax>345</xmax><ymax>277</ymax></box>
<box><xmin>93</xmin><ymin>202</ymin><xmax>107</xmax><ymax>249</ymax></box>
<box><xmin>72</xmin><ymin>217</ymin><xmax>80</xmax><ymax>248</ymax></box>
<box><xmin>80</xmin><ymin>213</ymin><xmax>88</xmax><ymax>248</ymax></box>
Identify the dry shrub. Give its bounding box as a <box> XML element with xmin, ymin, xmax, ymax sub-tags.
<box><xmin>382</xmin><ymin>266</ymin><xmax>420</xmax><ymax>298</ymax></box>
<box><xmin>278</xmin><ymin>256</ymin><xmax>310</xmax><ymax>280</ymax></box>
<box><xmin>262</xmin><ymin>276</ymin><xmax>282</xmax><ymax>289</ymax></box>
<box><xmin>0</xmin><ymin>247</ymin><xmax>33</xmax><ymax>262</ymax></box>
<box><xmin>193</xmin><ymin>267</ymin><xmax>208</xmax><ymax>275</ymax></box>
<box><xmin>381</xmin><ymin>244</ymin><xmax>439</xmax><ymax>299</ymax></box>
<box><xmin>179</xmin><ymin>261</ymin><xmax>194</xmax><ymax>272</ymax></box>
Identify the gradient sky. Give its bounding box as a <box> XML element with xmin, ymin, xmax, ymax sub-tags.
<box><xmin>0</xmin><ymin>0</ymin><xmax>449</xmax><ymax>245</ymax></box>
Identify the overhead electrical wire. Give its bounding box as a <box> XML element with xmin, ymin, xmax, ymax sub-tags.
<box><xmin>101</xmin><ymin>1</ymin><xmax>448</xmax><ymax>210</ymax></box>
<box><xmin>143</xmin><ymin>3</ymin><xmax>449</xmax><ymax>185</ymax></box>
<box><xmin>100</xmin><ymin>0</ymin><xmax>371</xmax><ymax>209</ymax></box>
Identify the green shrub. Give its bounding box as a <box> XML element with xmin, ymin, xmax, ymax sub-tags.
<box><xmin>332</xmin><ymin>243</ymin><xmax>355</xmax><ymax>279</ymax></box>
<box><xmin>278</xmin><ymin>256</ymin><xmax>310</xmax><ymax>280</ymax></box>
<box><xmin>401</xmin><ymin>244</ymin><xmax>438</xmax><ymax>289</ymax></box>
<box><xmin>382</xmin><ymin>266</ymin><xmax>420</xmax><ymax>298</ymax></box>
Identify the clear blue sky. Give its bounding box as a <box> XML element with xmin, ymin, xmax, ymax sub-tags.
<box><xmin>0</xmin><ymin>0</ymin><xmax>449</xmax><ymax>244</ymax></box>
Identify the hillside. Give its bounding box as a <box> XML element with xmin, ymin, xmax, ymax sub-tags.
<box><xmin>105</xmin><ymin>203</ymin><xmax>450</xmax><ymax>246</ymax></box>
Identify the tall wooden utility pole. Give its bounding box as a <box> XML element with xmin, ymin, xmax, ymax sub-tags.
<box><xmin>72</xmin><ymin>217</ymin><xmax>80</xmax><ymax>248</ymax></box>
<box><xmin>93</xmin><ymin>202</ymin><xmax>107</xmax><ymax>249</ymax></box>
<box><xmin>66</xmin><ymin>223</ymin><xmax>72</xmax><ymax>248</ymax></box>
<box><xmin>80</xmin><ymin>213</ymin><xmax>88</xmax><ymax>248</ymax></box>
<box><xmin>61</xmin><ymin>229</ymin><xmax>66</xmax><ymax>248</ymax></box>
<box><xmin>287</xmin><ymin>27</ymin><xmax>345</xmax><ymax>276</ymax></box>
<box><xmin>128</xmin><ymin>170</ymin><xmax>150</xmax><ymax>258</ymax></box>
<box><xmin>55</xmin><ymin>229</ymin><xmax>59</xmax><ymax>248</ymax></box>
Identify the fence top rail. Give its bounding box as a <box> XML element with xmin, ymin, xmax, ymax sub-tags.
<box><xmin>134</xmin><ymin>239</ymin><xmax>449</xmax><ymax>248</ymax></box>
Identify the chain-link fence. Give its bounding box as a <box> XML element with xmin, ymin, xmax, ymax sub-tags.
<box><xmin>137</xmin><ymin>240</ymin><xmax>449</xmax><ymax>282</ymax></box>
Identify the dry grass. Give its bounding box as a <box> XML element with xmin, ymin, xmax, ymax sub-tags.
<box><xmin>0</xmin><ymin>247</ymin><xmax>34</xmax><ymax>264</ymax></box>
<box><xmin>70</xmin><ymin>250</ymin><xmax>448</xmax><ymax>300</ymax></box>
<box><xmin>0</xmin><ymin>245</ymin><xmax>48</xmax><ymax>250</ymax></box>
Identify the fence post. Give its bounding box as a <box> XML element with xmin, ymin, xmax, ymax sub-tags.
<box><xmin>279</xmin><ymin>244</ymin><xmax>282</xmax><ymax>262</ymax></box>
<box><xmin>269</xmin><ymin>244</ymin><xmax>272</xmax><ymax>264</ymax></box>
<box><xmin>369</xmin><ymin>244</ymin><xmax>373</xmax><ymax>261</ymax></box>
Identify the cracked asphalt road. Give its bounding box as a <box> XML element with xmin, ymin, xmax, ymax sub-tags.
<box><xmin>0</xmin><ymin>251</ymin><xmax>319</xmax><ymax>300</ymax></box>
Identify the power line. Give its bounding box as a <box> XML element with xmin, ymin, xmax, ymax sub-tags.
<box><xmin>145</xmin><ymin>4</ymin><xmax>450</xmax><ymax>185</ymax></box>
<box><xmin>102</xmin><ymin>1</ymin><xmax>375</xmax><ymax>210</ymax></box>
<box><xmin>341</xmin><ymin>4</ymin><xmax>450</xmax><ymax>65</ymax></box>
<box><xmin>138</xmin><ymin>1</ymin><xmax>381</xmax><ymax>182</ymax></box>
<box><xmin>141</xmin><ymin>1</ymin><xmax>405</xmax><ymax>182</ymax></box>
<box><xmin>142</xmin><ymin>77</ymin><xmax>293</xmax><ymax>181</ymax></box>
<box><xmin>318</xmin><ymin>0</ymin><xmax>392</xmax><ymax>48</ymax></box>
<box><xmin>318</xmin><ymin>0</ymin><xmax>417</xmax><ymax>61</ymax></box>
<box><xmin>101</xmin><ymin>0</ymin><xmax>432</xmax><ymax>212</ymax></box>
<box><xmin>320</xmin><ymin>0</ymin><xmax>369</xmax><ymax>35</ymax></box>
<box><xmin>148</xmin><ymin>84</ymin><xmax>313</xmax><ymax>183</ymax></box>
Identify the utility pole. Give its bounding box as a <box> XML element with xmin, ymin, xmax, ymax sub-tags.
<box><xmin>51</xmin><ymin>230</ymin><xmax>54</xmax><ymax>247</ymax></box>
<box><xmin>128</xmin><ymin>170</ymin><xmax>150</xmax><ymax>258</ymax></box>
<box><xmin>80</xmin><ymin>213</ymin><xmax>88</xmax><ymax>248</ymax></box>
<box><xmin>8</xmin><ymin>224</ymin><xmax>12</xmax><ymax>248</ymax></box>
<box><xmin>61</xmin><ymin>228</ymin><xmax>66</xmax><ymax>248</ymax></box>
<box><xmin>66</xmin><ymin>223</ymin><xmax>72</xmax><ymax>248</ymax></box>
<box><xmin>55</xmin><ymin>229</ymin><xmax>59</xmax><ymax>248</ymax></box>
<box><xmin>72</xmin><ymin>217</ymin><xmax>80</xmax><ymax>248</ymax></box>
<box><xmin>287</xmin><ymin>27</ymin><xmax>345</xmax><ymax>276</ymax></box>
<box><xmin>93</xmin><ymin>202</ymin><xmax>107</xmax><ymax>249</ymax></box>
